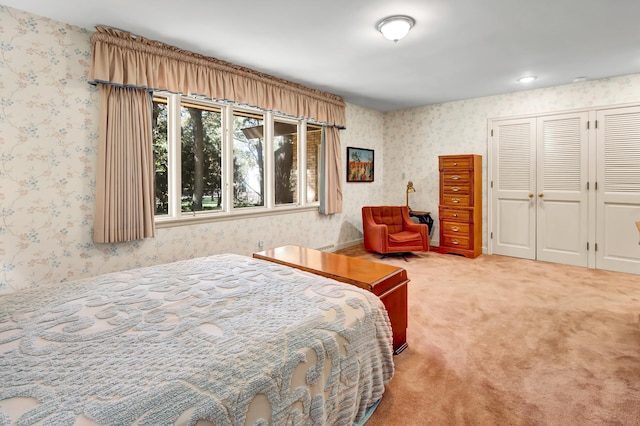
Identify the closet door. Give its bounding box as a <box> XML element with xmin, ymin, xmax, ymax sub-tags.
<box><xmin>596</xmin><ymin>106</ymin><xmax>640</xmax><ymax>274</ymax></box>
<box><xmin>536</xmin><ymin>113</ymin><xmax>589</xmax><ymax>267</ymax></box>
<box><xmin>491</xmin><ymin>118</ymin><xmax>536</xmax><ymax>259</ymax></box>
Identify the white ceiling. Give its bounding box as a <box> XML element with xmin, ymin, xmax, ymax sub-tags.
<box><xmin>5</xmin><ymin>0</ymin><xmax>640</xmax><ymax>112</ymax></box>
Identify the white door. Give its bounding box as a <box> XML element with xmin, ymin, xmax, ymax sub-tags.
<box><xmin>491</xmin><ymin>118</ymin><xmax>536</xmax><ymax>259</ymax></box>
<box><xmin>595</xmin><ymin>106</ymin><xmax>640</xmax><ymax>274</ymax></box>
<box><xmin>536</xmin><ymin>113</ymin><xmax>589</xmax><ymax>267</ymax></box>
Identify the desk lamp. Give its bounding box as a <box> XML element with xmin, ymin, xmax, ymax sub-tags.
<box><xmin>406</xmin><ymin>181</ymin><xmax>416</xmax><ymax>211</ymax></box>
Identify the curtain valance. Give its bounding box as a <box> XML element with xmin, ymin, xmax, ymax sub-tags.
<box><xmin>88</xmin><ymin>26</ymin><xmax>346</xmax><ymax>128</ymax></box>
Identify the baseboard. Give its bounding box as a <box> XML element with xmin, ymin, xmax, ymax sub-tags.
<box><xmin>315</xmin><ymin>239</ymin><xmax>363</xmax><ymax>253</ymax></box>
<box><xmin>336</xmin><ymin>239</ymin><xmax>363</xmax><ymax>251</ymax></box>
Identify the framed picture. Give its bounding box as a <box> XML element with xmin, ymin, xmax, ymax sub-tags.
<box><xmin>346</xmin><ymin>147</ymin><xmax>374</xmax><ymax>182</ymax></box>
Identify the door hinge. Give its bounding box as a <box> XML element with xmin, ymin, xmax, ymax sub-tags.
<box><xmin>491</xmin><ymin>129</ymin><xmax>493</xmax><ymax>137</ymax></box>
<box><xmin>586</xmin><ymin>182</ymin><xmax>589</xmax><ymax>190</ymax></box>
<box><xmin>595</xmin><ymin>243</ymin><xmax>598</xmax><ymax>251</ymax></box>
<box><xmin>490</xmin><ymin>231</ymin><xmax>493</xmax><ymax>239</ymax></box>
<box><xmin>491</xmin><ymin>180</ymin><xmax>493</xmax><ymax>188</ymax></box>
<box><xmin>595</xmin><ymin>181</ymin><xmax>598</xmax><ymax>190</ymax></box>
<box><xmin>595</xmin><ymin>120</ymin><xmax>598</xmax><ymax>129</ymax></box>
<box><xmin>587</xmin><ymin>242</ymin><xmax>589</xmax><ymax>250</ymax></box>
<box><xmin>587</xmin><ymin>121</ymin><xmax>590</xmax><ymax>130</ymax></box>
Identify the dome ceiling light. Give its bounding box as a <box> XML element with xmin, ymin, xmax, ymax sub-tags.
<box><xmin>376</xmin><ymin>15</ymin><xmax>415</xmax><ymax>43</ymax></box>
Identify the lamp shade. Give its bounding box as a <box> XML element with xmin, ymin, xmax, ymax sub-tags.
<box><xmin>376</xmin><ymin>15</ymin><xmax>415</xmax><ymax>42</ymax></box>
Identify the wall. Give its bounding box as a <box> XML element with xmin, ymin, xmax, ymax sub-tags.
<box><xmin>0</xmin><ymin>6</ymin><xmax>385</xmax><ymax>293</ymax></box>
<box><xmin>383</xmin><ymin>73</ymin><xmax>640</xmax><ymax>249</ymax></box>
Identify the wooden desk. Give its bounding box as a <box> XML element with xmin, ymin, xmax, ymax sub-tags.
<box><xmin>253</xmin><ymin>245</ymin><xmax>409</xmax><ymax>354</ymax></box>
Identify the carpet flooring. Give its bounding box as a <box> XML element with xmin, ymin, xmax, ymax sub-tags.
<box><xmin>336</xmin><ymin>246</ymin><xmax>640</xmax><ymax>426</ymax></box>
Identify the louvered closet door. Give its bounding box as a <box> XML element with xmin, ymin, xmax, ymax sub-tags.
<box><xmin>536</xmin><ymin>113</ymin><xmax>589</xmax><ymax>266</ymax></box>
<box><xmin>596</xmin><ymin>106</ymin><xmax>640</xmax><ymax>274</ymax></box>
<box><xmin>491</xmin><ymin>118</ymin><xmax>536</xmax><ymax>259</ymax></box>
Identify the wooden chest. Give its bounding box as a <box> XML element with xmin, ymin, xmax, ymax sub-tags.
<box><xmin>438</xmin><ymin>154</ymin><xmax>482</xmax><ymax>258</ymax></box>
<box><xmin>254</xmin><ymin>245</ymin><xmax>409</xmax><ymax>354</ymax></box>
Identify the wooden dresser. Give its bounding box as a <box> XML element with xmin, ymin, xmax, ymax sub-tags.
<box><xmin>438</xmin><ymin>154</ymin><xmax>482</xmax><ymax>258</ymax></box>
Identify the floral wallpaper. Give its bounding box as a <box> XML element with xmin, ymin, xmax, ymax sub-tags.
<box><xmin>2</xmin><ymin>4</ymin><xmax>639</xmax><ymax>293</ymax></box>
<box><xmin>0</xmin><ymin>5</ymin><xmax>383</xmax><ymax>293</ymax></box>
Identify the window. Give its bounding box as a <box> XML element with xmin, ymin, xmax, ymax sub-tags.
<box><xmin>233</xmin><ymin>111</ymin><xmax>265</xmax><ymax>208</ymax></box>
<box><xmin>305</xmin><ymin>123</ymin><xmax>322</xmax><ymax>203</ymax></box>
<box><xmin>152</xmin><ymin>93</ymin><xmax>320</xmax><ymax>223</ymax></box>
<box><xmin>181</xmin><ymin>100</ymin><xmax>223</xmax><ymax>213</ymax></box>
<box><xmin>273</xmin><ymin>118</ymin><xmax>298</xmax><ymax>206</ymax></box>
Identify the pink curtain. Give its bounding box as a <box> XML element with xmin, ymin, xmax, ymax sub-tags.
<box><xmin>89</xmin><ymin>27</ymin><xmax>346</xmax><ymax>128</ymax></box>
<box><xmin>320</xmin><ymin>126</ymin><xmax>343</xmax><ymax>214</ymax></box>
<box><xmin>93</xmin><ymin>85</ymin><xmax>155</xmax><ymax>243</ymax></box>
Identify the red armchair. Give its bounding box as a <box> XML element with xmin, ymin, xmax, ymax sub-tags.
<box><xmin>362</xmin><ymin>206</ymin><xmax>430</xmax><ymax>256</ymax></box>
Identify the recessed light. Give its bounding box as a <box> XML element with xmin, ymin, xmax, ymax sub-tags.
<box><xmin>517</xmin><ymin>76</ymin><xmax>537</xmax><ymax>84</ymax></box>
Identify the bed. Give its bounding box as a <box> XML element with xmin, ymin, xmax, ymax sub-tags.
<box><xmin>0</xmin><ymin>254</ymin><xmax>394</xmax><ymax>425</ymax></box>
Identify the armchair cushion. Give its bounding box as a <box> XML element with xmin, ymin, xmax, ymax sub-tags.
<box><xmin>389</xmin><ymin>231</ymin><xmax>422</xmax><ymax>243</ymax></box>
<box><xmin>362</xmin><ymin>206</ymin><xmax>430</xmax><ymax>254</ymax></box>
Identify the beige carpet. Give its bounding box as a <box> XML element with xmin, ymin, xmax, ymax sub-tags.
<box><xmin>337</xmin><ymin>246</ymin><xmax>640</xmax><ymax>426</ymax></box>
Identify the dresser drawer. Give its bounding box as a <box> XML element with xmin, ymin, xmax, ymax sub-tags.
<box><xmin>441</xmin><ymin>194</ymin><xmax>470</xmax><ymax>207</ymax></box>
<box><xmin>442</xmin><ymin>183</ymin><xmax>470</xmax><ymax>195</ymax></box>
<box><xmin>441</xmin><ymin>221</ymin><xmax>470</xmax><ymax>236</ymax></box>
<box><xmin>441</xmin><ymin>234</ymin><xmax>472</xmax><ymax>249</ymax></box>
<box><xmin>439</xmin><ymin>207</ymin><xmax>472</xmax><ymax>222</ymax></box>
<box><xmin>439</xmin><ymin>156</ymin><xmax>474</xmax><ymax>170</ymax></box>
<box><xmin>441</xmin><ymin>171</ymin><xmax>472</xmax><ymax>185</ymax></box>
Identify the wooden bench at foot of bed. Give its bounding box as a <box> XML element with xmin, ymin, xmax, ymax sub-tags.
<box><xmin>253</xmin><ymin>245</ymin><xmax>409</xmax><ymax>354</ymax></box>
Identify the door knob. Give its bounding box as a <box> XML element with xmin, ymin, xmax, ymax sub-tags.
<box><xmin>528</xmin><ymin>193</ymin><xmax>534</xmax><ymax>198</ymax></box>
<box><xmin>538</xmin><ymin>193</ymin><xmax>544</xmax><ymax>198</ymax></box>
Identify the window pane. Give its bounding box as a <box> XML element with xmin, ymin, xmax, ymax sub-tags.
<box><xmin>152</xmin><ymin>97</ymin><xmax>169</xmax><ymax>215</ymax></box>
<box><xmin>274</xmin><ymin>120</ymin><xmax>298</xmax><ymax>206</ymax></box>
<box><xmin>181</xmin><ymin>101</ymin><xmax>223</xmax><ymax>213</ymax></box>
<box><xmin>233</xmin><ymin>111</ymin><xmax>265</xmax><ymax>208</ymax></box>
<box><xmin>306</xmin><ymin>124</ymin><xmax>322</xmax><ymax>203</ymax></box>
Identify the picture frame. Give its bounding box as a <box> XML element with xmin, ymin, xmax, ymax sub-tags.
<box><xmin>346</xmin><ymin>147</ymin><xmax>374</xmax><ymax>182</ymax></box>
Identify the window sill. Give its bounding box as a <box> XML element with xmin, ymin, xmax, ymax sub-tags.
<box><xmin>155</xmin><ymin>204</ymin><xmax>320</xmax><ymax>229</ymax></box>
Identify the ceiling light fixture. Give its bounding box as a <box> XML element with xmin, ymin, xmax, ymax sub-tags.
<box><xmin>376</xmin><ymin>15</ymin><xmax>415</xmax><ymax>43</ymax></box>
<box><xmin>517</xmin><ymin>75</ymin><xmax>537</xmax><ymax>84</ymax></box>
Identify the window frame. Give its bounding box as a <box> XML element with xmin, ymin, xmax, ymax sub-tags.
<box><xmin>153</xmin><ymin>92</ymin><xmax>320</xmax><ymax>228</ymax></box>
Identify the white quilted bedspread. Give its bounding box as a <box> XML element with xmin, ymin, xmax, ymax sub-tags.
<box><xmin>0</xmin><ymin>254</ymin><xmax>394</xmax><ymax>425</ymax></box>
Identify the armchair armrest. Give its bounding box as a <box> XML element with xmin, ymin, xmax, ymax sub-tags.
<box><xmin>362</xmin><ymin>208</ymin><xmax>389</xmax><ymax>253</ymax></box>
<box><xmin>401</xmin><ymin>208</ymin><xmax>430</xmax><ymax>251</ymax></box>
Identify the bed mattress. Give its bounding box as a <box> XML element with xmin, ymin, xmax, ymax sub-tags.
<box><xmin>0</xmin><ymin>253</ymin><xmax>394</xmax><ymax>425</ymax></box>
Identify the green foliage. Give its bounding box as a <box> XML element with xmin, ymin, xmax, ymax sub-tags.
<box><xmin>153</xmin><ymin>102</ymin><xmax>169</xmax><ymax>214</ymax></box>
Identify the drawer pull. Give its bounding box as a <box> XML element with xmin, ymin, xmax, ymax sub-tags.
<box><xmin>451</xmin><ymin>186</ymin><xmax>460</xmax><ymax>192</ymax></box>
<box><xmin>452</xmin><ymin>239</ymin><xmax>460</xmax><ymax>245</ymax></box>
<box><xmin>451</xmin><ymin>175</ymin><xmax>461</xmax><ymax>180</ymax></box>
<box><xmin>451</xmin><ymin>226</ymin><xmax>459</xmax><ymax>232</ymax></box>
<box><xmin>453</xmin><ymin>213</ymin><xmax>458</xmax><ymax>217</ymax></box>
<box><xmin>451</xmin><ymin>198</ymin><xmax>460</xmax><ymax>203</ymax></box>
<box><xmin>453</xmin><ymin>162</ymin><xmax>458</xmax><ymax>166</ymax></box>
